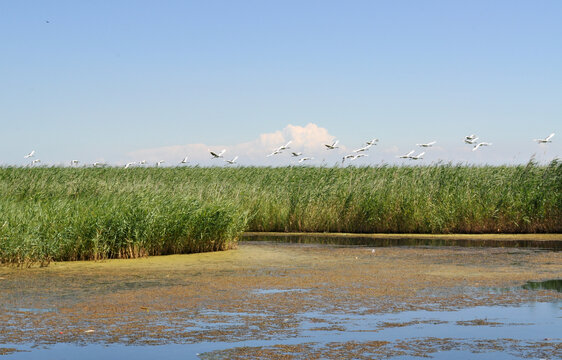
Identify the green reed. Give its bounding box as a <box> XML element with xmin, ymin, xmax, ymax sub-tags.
<box><xmin>1</xmin><ymin>160</ymin><xmax>560</xmax><ymax>265</ymax></box>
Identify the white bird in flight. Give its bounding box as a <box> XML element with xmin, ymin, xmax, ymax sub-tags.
<box><xmin>464</xmin><ymin>137</ymin><xmax>479</xmax><ymax>144</ymax></box>
<box><xmin>291</xmin><ymin>152</ymin><xmax>302</xmax><ymax>157</ymax></box>
<box><xmin>70</xmin><ymin>160</ymin><xmax>79</xmax><ymax>166</ymax></box>
<box><xmin>278</xmin><ymin>140</ymin><xmax>292</xmax><ymax>151</ymax></box>
<box><xmin>266</xmin><ymin>149</ymin><xmax>282</xmax><ymax>157</ymax></box>
<box><xmin>156</xmin><ymin>160</ymin><xmax>165</xmax><ymax>166</ymax></box>
<box><xmin>31</xmin><ymin>159</ymin><xmax>41</xmax><ymax>165</ymax></box>
<box><xmin>93</xmin><ymin>161</ymin><xmax>105</xmax><ymax>167</ymax></box>
<box><xmin>210</xmin><ymin>149</ymin><xmax>226</xmax><ymax>158</ymax></box>
<box><xmin>472</xmin><ymin>142</ymin><xmax>492</xmax><ymax>151</ymax></box>
<box><xmin>350</xmin><ymin>154</ymin><xmax>368</xmax><ymax>161</ymax></box>
<box><xmin>268</xmin><ymin>141</ymin><xmax>292</xmax><ymax>156</ymax></box>
<box><xmin>325</xmin><ymin>140</ymin><xmax>339</xmax><ymax>150</ymax></box>
<box><xmin>534</xmin><ymin>133</ymin><xmax>555</xmax><ymax>144</ymax></box>
<box><xmin>398</xmin><ymin>150</ymin><xmax>415</xmax><ymax>159</ymax></box>
<box><xmin>298</xmin><ymin>157</ymin><xmax>313</xmax><ymax>163</ymax></box>
<box><xmin>353</xmin><ymin>144</ymin><xmax>372</xmax><ymax>153</ymax></box>
<box><xmin>366</xmin><ymin>138</ymin><xmax>379</xmax><ymax>146</ymax></box>
<box><xmin>180</xmin><ymin>156</ymin><xmax>189</xmax><ymax>164</ymax></box>
<box><xmin>225</xmin><ymin>156</ymin><xmax>238</xmax><ymax>164</ymax></box>
<box><xmin>138</xmin><ymin>160</ymin><xmax>146</xmax><ymax>165</ymax></box>
<box><xmin>409</xmin><ymin>151</ymin><xmax>425</xmax><ymax>160</ymax></box>
<box><xmin>343</xmin><ymin>153</ymin><xmax>368</xmax><ymax>163</ymax></box>
<box><xmin>416</xmin><ymin>141</ymin><xmax>436</xmax><ymax>147</ymax></box>
<box><xmin>24</xmin><ymin>150</ymin><xmax>35</xmax><ymax>158</ymax></box>
<box><xmin>125</xmin><ymin>162</ymin><xmax>135</xmax><ymax>168</ymax></box>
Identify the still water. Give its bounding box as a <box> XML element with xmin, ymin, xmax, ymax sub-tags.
<box><xmin>1</xmin><ymin>240</ymin><xmax>560</xmax><ymax>359</ymax></box>
<box><xmin>3</xmin><ymin>302</ymin><xmax>560</xmax><ymax>359</ymax></box>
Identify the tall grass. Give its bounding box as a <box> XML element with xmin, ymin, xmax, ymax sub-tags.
<box><xmin>1</xmin><ymin>161</ymin><xmax>560</xmax><ymax>265</ymax></box>
<box><xmin>0</xmin><ymin>167</ymin><xmax>248</xmax><ymax>266</ymax></box>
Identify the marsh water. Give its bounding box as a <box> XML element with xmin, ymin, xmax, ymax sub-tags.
<box><xmin>1</xmin><ymin>239</ymin><xmax>561</xmax><ymax>359</ymax></box>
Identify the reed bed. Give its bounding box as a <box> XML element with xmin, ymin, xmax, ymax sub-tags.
<box><xmin>1</xmin><ymin>161</ymin><xmax>560</xmax><ymax>265</ymax></box>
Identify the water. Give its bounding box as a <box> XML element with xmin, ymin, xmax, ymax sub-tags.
<box><xmin>3</xmin><ymin>301</ymin><xmax>560</xmax><ymax>359</ymax></box>
<box><xmin>522</xmin><ymin>279</ymin><xmax>562</xmax><ymax>292</ymax></box>
<box><xmin>242</xmin><ymin>234</ymin><xmax>562</xmax><ymax>250</ymax></box>
<box><xmin>1</xmin><ymin>241</ymin><xmax>560</xmax><ymax>359</ymax></box>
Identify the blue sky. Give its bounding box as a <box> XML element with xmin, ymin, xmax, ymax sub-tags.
<box><xmin>1</xmin><ymin>0</ymin><xmax>560</xmax><ymax>166</ymax></box>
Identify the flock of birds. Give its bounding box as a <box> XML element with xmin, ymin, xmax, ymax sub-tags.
<box><xmin>21</xmin><ymin>133</ymin><xmax>555</xmax><ymax>167</ymax></box>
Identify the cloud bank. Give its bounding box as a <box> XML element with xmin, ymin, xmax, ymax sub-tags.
<box><xmin>127</xmin><ymin>123</ymin><xmax>348</xmax><ymax>166</ymax></box>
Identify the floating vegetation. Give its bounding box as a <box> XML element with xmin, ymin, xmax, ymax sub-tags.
<box><xmin>1</xmin><ymin>243</ymin><xmax>561</xmax><ymax>358</ymax></box>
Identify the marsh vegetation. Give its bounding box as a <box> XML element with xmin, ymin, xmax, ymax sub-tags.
<box><xmin>0</xmin><ymin>161</ymin><xmax>560</xmax><ymax>265</ymax></box>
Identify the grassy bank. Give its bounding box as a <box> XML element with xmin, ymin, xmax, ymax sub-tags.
<box><xmin>1</xmin><ymin>161</ymin><xmax>560</xmax><ymax>264</ymax></box>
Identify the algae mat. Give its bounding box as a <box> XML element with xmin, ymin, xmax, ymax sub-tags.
<box><xmin>1</xmin><ymin>242</ymin><xmax>561</xmax><ymax>359</ymax></box>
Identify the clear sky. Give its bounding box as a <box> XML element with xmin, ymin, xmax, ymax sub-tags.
<box><xmin>1</xmin><ymin>0</ymin><xmax>560</xmax><ymax>166</ymax></box>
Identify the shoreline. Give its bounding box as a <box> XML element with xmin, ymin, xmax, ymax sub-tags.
<box><xmin>243</xmin><ymin>232</ymin><xmax>562</xmax><ymax>249</ymax></box>
<box><xmin>243</xmin><ymin>231</ymin><xmax>562</xmax><ymax>240</ymax></box>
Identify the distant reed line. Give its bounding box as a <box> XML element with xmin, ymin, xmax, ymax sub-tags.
<box><xmin>1</xmin><ymin>160</ymin><xmax>560</xmax><ymax>265</ymax></box>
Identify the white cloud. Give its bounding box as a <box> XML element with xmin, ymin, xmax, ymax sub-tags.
<box><xmin>127</xmin><ymin>123</ymin><xmax>346</xmax><ymax>166</ymax></box>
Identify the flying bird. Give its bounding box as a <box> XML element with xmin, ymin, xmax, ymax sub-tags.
<box><xmin>138</xmin><ymin>160</ymin><xmax>146</xmax><ymax>165</ymax></box>
<box><xmin>225</xmin><ymin>156</ymin><xmax>238</xmax><ymax>164</ymax></box>
<box><xmin>416</xmin><ymin>141</ymin><xmax>436</xmax><ymax>147</ymax></box>
<box><xmin>180</xmin><ymin>156</ymin><xmax>189</xmax><ymax>164</ymax></box>
<box><xmin>350</xmin><ymin>154</ymin><xmax>368</xmax><ymax>161</ymax></box>
<box><xmin>291</xmin><ymin>152</ymin><xmax>302</xmax><ymax>157</ymax></box>
<box><xmin>366</xmin><ymin>139</ymin><xmax>379</xmax><ymax>146</ymax></box>
<box><xmin>278</xmin><ymin>140</ymin><xmax>292</xmax><ymax>151</ymax></box>
<box><xmin>93</xmin><ymin>162</ymin><xmax>105</xmax><ymax>167</ymax></box>
<box><xmin>472</xmin><ymin>142</ymin><xmax>492</xmax><ymax>151</ymax></box>
<box><xmin>266</xmin><ymin>149</ymin><xmax>282</xmax><ymax>157</ymax></box>
<box><xmin>156</xmin><ymin>160</ymin><xmax>165</xmax><ymax>166</ymax></box>
<box><xmin>31</xmin><ymin>159</ymin><xmax>41</xmax><ymax>165</ymax></box>
<box><xmin>409</xmin><ymin>151</ymin><xmax>425</xmax><ymax>160</ymax></box>
<box><xmin>465</xmin><ymin>134</ymin><xmax>478</xmax><ymax>141</ymax></box>
<box><xmin>342</xmin><ymin>154</ymin><xmax>355</xmax><ymax>163</ymax></box>
<box><xmin>210</xmin><ymin>149</ymin><xmax>226</xmax><ymax>158</ymax></box>
<box><xmin>125</xmin><ymin>162</ymin><xmax>135</xmax><ymax>169</ymax></box>
<box><xmin>464</xmin><ymin>137</ymin><xmax>479</xmax><ymax>144</ymax></box>
<box><xmin>534</xmin><ymin>133</ymin><xmax>555</xmax><ymax>144</ymax></box>
<box><xmin>353</xmin><ymin>144</ymin><xmax>372</xmax><ymax>153</ymax></box>
<box><xmin>298</xmin><ymin>157</ymin><xmax>313</xmax><ymax>163</ymax></box>
<box><xmin>325</xmin><ymin>140</ymin><xmax>339</xmax><ymax>150</ymax></box>
<box><xmin>24</xmin><ymin>150</ymin><xmax>35</xmax><ymax>158</ymax></box>
<box><xmin>398</xmin><ymin>150</ymin><xmax>415</xmax><ymax>159</ymax></box>
<box><xmin>70</xmin><ymin>160</ymin><xmax>79</xmax><ymax>166</ymax></box>
<box><xmin>268</xmin><ymin>141</ymin><xmax>292</xmax><ymax>156</ymax></box>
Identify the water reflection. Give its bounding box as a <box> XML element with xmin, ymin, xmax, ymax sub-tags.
<box><xmin>243</xmin><ymin>234</ymin><xmax>560</xmax><ymax>250</ymax></box>
<box><xmin>522</xmin><ymin>279</ymin><xmax>562</xmax><ymax>292</ymax></box>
